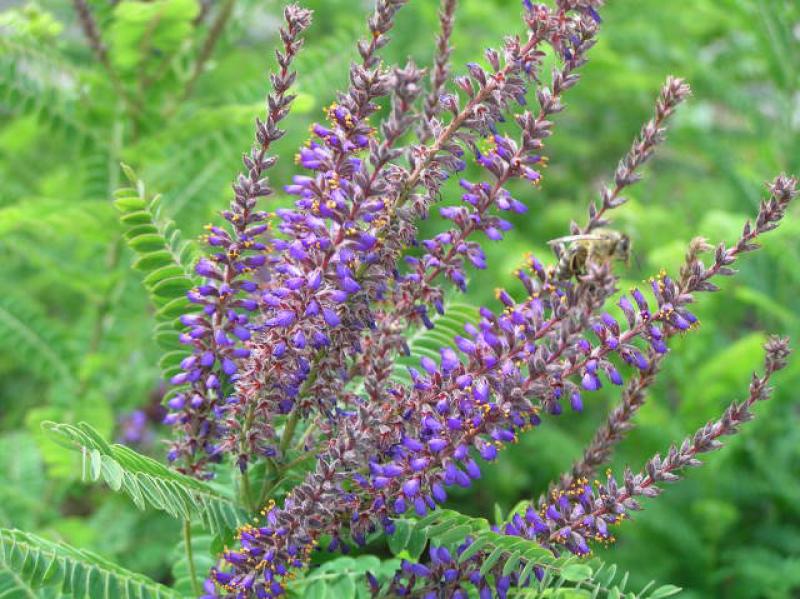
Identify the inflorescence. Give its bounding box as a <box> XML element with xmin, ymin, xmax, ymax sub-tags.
<box><xmin>155</xmin><ymin>1</ymin><xmax>796</xmax><ymax>597</ymax></box>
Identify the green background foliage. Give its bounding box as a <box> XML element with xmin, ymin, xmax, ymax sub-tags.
<box><xmin>0</xmin><ymin>0</ymin><xmax>798</xmax><ymax>597</ymax></box>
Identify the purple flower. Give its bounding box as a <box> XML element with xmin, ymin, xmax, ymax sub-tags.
<box><xmin>402</xmin><ymin>478</ymin><xmax>420</xmax><ymax>497</ymax></box>
<box><xmin>322</xmin><ymin>307</ymin><xmax>341</xmax><ymax>327</ymax></box>
<box><xmin>581</xmin><ymin>372</ymin><xmax>601</xmax><ymax>391</ymax></box>
<box><xmin>170</xmin><ymin>1</ymin><xmax>800</xmax><ymax>596</ymax></box>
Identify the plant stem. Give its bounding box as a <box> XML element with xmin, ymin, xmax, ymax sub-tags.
<box><xmin>238</xmin><ymin>400</ymin><xmax>258</xmax><ymax>513</ymax></box>
<box><xmin>183</xmin><ymin>519</ymin><xmax>201</xmax><ymax>597</ymax></box>
<box><xmin>71</xmin><ymin>0</ymin><xmax>144</xmax><ymax>119</ymax></box>
<box><xmin>278</xmin><ymin>409</ymin><xmax>300</xmax><ymax>456</ymax></box>
<box><xmin>256</xmin><ymin>410</ymin><xmax>304</xmax><ymax>505</ymax></box>
<box><xmin>294</xmin><ymin>421</ymin><xmax>316</xmax><ymax>453</ymax></box>
<box><xmin>246</xmin><ymin>348</ymin><xmax>322</xmax><ymax>506</ymax></box>
<box><xmin>177</xmin><ymin>0</ymin><xmax>237</xmax><ymax>106</ymax></box>
<box><xmin>240</xmin><ymin>469</ymin><xmax>255</xmax><ymax>513</ymax></box>
<box><xmin>257</xmin><ymin>458</ymin><xmax>278</xmax><ymax>506</ymax></box>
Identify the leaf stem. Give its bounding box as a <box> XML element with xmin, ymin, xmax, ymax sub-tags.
<box><xmin>183</xmin><ymin>519</ymin><xmax>201</xmax><ymax>597</ymax></box>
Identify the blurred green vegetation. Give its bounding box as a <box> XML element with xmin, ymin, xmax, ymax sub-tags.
<box><xmin>0</xmin><ymin>0</ymin><xmax>798</xmax><ymax>597</ymax></box>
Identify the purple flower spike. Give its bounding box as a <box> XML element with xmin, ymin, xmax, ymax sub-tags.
<box><xmin>173</xmin><ymin>3</ymin><xmax>800</xmax><ymax>596</ymax></box>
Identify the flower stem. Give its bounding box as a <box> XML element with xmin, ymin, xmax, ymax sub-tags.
<box><xmin>256</xmin><ymin>410</ymin><xmax>303</xmax><ymax>505</ymax></box>
<box><xmin>183</xmin><ymin>519</ymin><xmax>201</xmax><ymax>597</ymax></box>
<box><xmin>278</xmin><ymin>409</ymin><xmax>300</xmax><ymax>457</ymax></box>
<box><xmin>240</xmin><ymin>469</ymin><xmax>255</xmax><ymax>513</ymax></box>
<box><xmin>258</xmin><ymin>458</ymin><xmax>278</xmax><ymax>506</ymax></box>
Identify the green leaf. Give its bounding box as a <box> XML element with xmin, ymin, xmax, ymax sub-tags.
<box><xmin>597</xmin><ymin>563</ymin><xmax>617</xmax><ymax>587</ymax></box>
<box><xmin>110</xmin><ymin>0</ymin><xmax>200</xmax><ymax>73</ymax></box>
<box><xmin>502</xmin><ymin>550</ymin><xmax>522</xmax><ymax>577</ymax></box>
<box><xmin>129</xmin><ymin>233</ymin><xmax>173</xmax><ymax>253</ymax></box>
<box><xmin>518</xmin><ymin>558</ymin><xmax>538</xmax><ymax>588</ymax></box>
<box><xmin>560</xmin><ymin>564</ymin><xmax>593</xmax><ymax>582</ymax></box>
<box><xmin>114</xmin><ymin>167</ymin><xmax>199</xmax><ymax>381</ymax></box>
<box><xmin>479</xmin><ymin>545</ymin><xmax>505</xmax><ymax>576</ymax></box>
<box><xmin>0</xmin><ymin>433</ymin><xmax>46</xmax><ymax>530</ymax></box>
<box><xmin>648</xmin><ymin>585</ymin><xmax>683</xmax><ymax>598</ymax></box>
<box><xmin>43</xmin><ymin>421</ymin><xmax>246</xmax><ymax>536</ymax></box>
<box><xmin>404</xmin><ymin>526</ymin><xmax>429</xmax><ymax>561</ymax></box>
<box><xmin>457</xmin><ymin>535</ymin><xmax>490</xmax><ymax>563</ymax></box>
<box><xmin>434</xmin><ymin>524</ymin><xmax>471</xmax><ymax>546</ymax></box>
<box><xmin>0</xmin><ymin>528</ymin><xmax>180</xmax><ymax>599</ymax></box>
<box><xmin>1</xmin><ymin>561</ymin><xmax>73</xmax><ymax>598</ymax></box>
<box><xmin>386</xmin><ymin>520</ymin><xmax>412</xmax><ymax>555</ymax></box>
<box><xmin>131</xmin><ymin>249</ymin><xmax>178</xmax><ymax>272</ymax></box>
<box><xmin>288</xmin><ymin>556</ymin><xmax>395</xmax><ymax>599</ymax></box>
<box><xmin>0</xmin><ymin>294</ymin><xmax>75</xmax><ymax>387</ymax></box>
<box><xmin>119</xmin><ymin>210</ymin><xmax>154</xmax><ymax>226</ymax></box>
<box><xmin>494</xmin><ymin>503</ymin><xmax>505</xmax><ymax>525</ymax></box>
<box><xmin>143</xmin><ymin>265</ymin><xmax>186</xmax><ymax>287</ymax></box>
<box><xmin>150</xmin><ymin>275</ymin><xmax>194</xmax><ymax>299</ymax></box>
<box><xmin>113</xmin><ymin>197</ymin><xmax>147</xmax><ymax>212</ymax></box>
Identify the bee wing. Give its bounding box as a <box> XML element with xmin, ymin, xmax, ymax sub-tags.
<box><xmin>547</xmin><ymin>234</ymin><xmax>604</xmax><ymax>246</ymax></box>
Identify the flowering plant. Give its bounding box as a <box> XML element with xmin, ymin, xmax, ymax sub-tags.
<box><xmin>2</xmin><ymin>1</ymin><xmax>795</xmax><ymax>599</ymax></box>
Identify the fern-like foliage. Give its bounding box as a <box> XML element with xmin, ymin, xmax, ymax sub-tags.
<box><xmin>114</xmin><ymin>165</ymin><xmax>199</xmax><ymax>383</ymax></box>
<box><xmin>43</xmin><ymin>421</ymin><xmax>245</xmax><ymax>536</ymax></box>
<box><xmin>0</xmin><ymin>40</ymin><xmax>102</xmax><ymax>148</ymax></box>
<box><xmin>0</xmin><ymin>294</ymin><xmax>75</xmax><ymax>387</ymax></box>
<box><xmin>0</xmin><ymin>197</ymin><xmax>112</xmax><ymax>238</ymax></box>
<box><xmin>0</xmin><ymin>563</ymin><xmax>64</xmax><ymax>599</ymax></box>
<box><xmin>0</xmin><ymin>528</ymin><xmax>179</xmax><ymax>599</ymax></box>
<box><xmin>384</xmin><ymin>510</ymin><xmax>682</xmax><ymax>599</ymax></box>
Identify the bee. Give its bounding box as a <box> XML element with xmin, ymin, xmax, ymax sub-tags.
<box><xmin>547</xmin><ymin>229</ymin><xmax>631</xmax><ymax>280</ymax></box>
